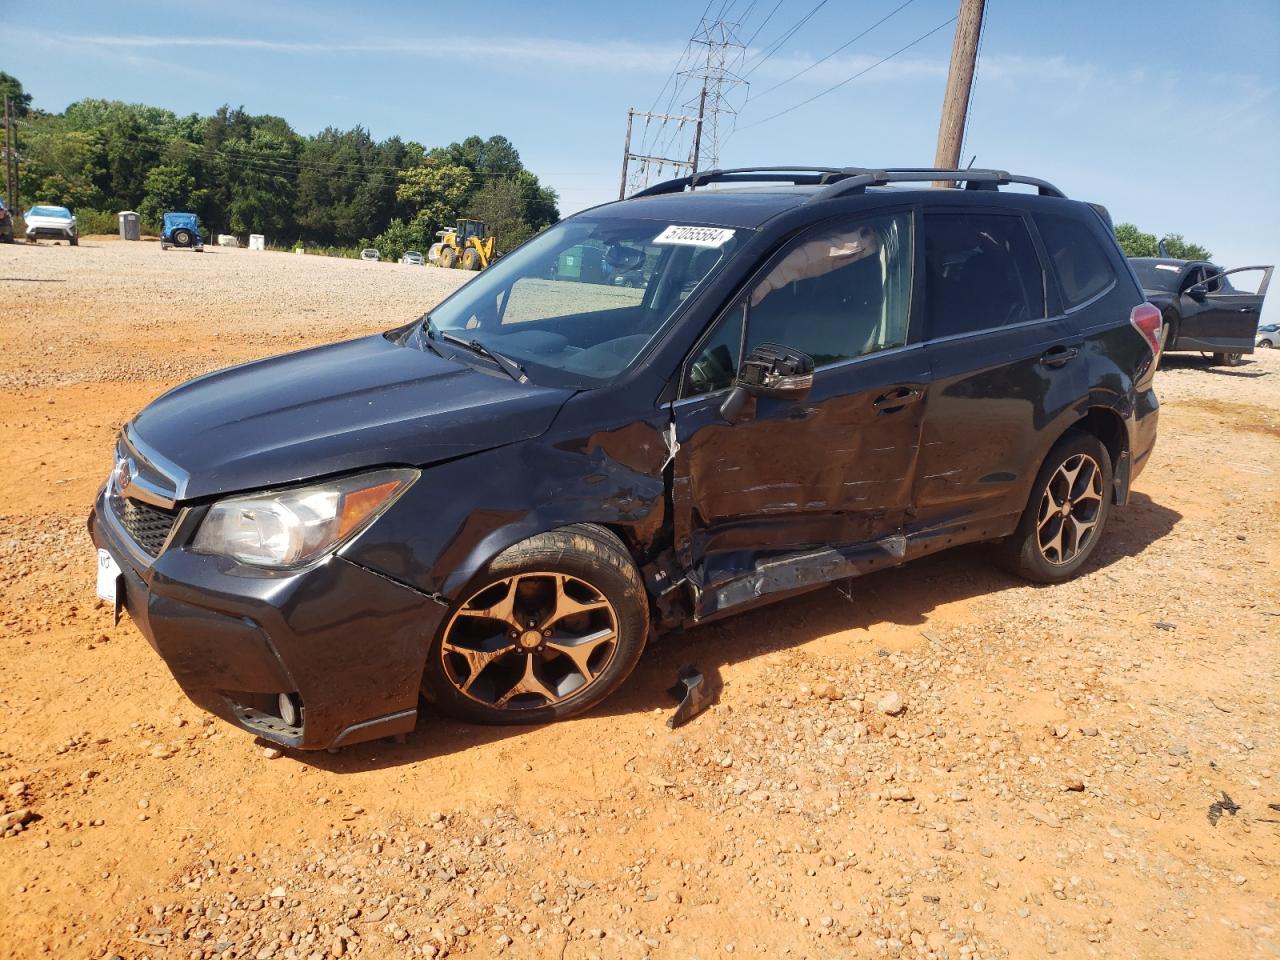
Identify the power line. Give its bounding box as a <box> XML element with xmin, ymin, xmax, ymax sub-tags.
<box><xmin>750</xmin><ymin>0</ymin><xmax>918</xmax><ymax>100</ymax></box>
<box><xmin>736</xmin><ymin>13</ymin><xmax>957</xmax><ymax>131</ymax></box>
<box><xmin>743</xmin><ymin>0</ymin><xmax>787</xmax><ymax>48</ymax></box>
<box><xmin>740</xmin><ymin>0</ymin><xmax>829</xmax><ymax>78</ymax></box>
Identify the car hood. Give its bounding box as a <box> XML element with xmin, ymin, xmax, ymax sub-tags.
<box><xmin>129</xmin><ymin>333</ymin><xmax>574</xmax><ymax>501</ymax></box>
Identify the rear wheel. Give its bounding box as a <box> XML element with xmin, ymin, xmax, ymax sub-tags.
<box><xmin>1212</xmin><ymin>351</ymin><xmax>1244</xmax><ymax>366</ymax></box>
<box><xmin>1259</xmin><ymin>339</ymin><xmax>1274</xmax><ymax>349</ymax></box>
<box><xmin>995</xmin><ymin>430</ymin><xmax>1113</xmax><ymax>584</ymax></box>
<box><xmin>462</xmin><ymin>248</ymin><xmax>481</xmax><ymax>271</ymax></box>
<box><xmin>423</xmin><ymin>525</ymin><xmax>648</xmax><ymax>725</ymax></box>
<box><xmin>438</xmin><ymin>246</ymin><xmax>457</xmax><ymax>269</ymax></box>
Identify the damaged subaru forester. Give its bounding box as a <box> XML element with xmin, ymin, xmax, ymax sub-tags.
<box><xmin>90</xmin><ymin>167</ymin><xmax>1161</xmax><ymax>750</ymax></box>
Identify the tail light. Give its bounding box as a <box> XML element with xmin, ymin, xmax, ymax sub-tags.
<box><xmin>1129</xmin><ymin>302</ymin><xmax>1163</xmax><ymax>359</ymax></box>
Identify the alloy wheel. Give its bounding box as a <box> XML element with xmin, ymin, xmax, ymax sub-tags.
<box><xmin>1035</xmin><ymin>453</ymin><xmax>1104</xmax><ymax>566</ymax></box>
<box><xmin>440</xmin><ymin>572</ymin><xmax>619</xmax><ymax>711</ymax></box>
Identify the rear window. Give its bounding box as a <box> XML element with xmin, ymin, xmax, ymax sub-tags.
<box><xmin>1035</xmin><ymin>213</ymin><xmax>1117</xmax><ymax>309</ymax></box>
<box><xmin>923</xmin><ymin>212</ymin><xmax>1046</xmax><ymax>339</ymax></box>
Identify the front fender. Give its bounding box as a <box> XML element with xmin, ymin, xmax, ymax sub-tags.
<box><xmin>341</xmin><ymin>412</ymin><xmax>672</xmax><ymax>603</ymax></box>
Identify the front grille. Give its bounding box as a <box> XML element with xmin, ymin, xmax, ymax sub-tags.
<box><xmin>111</xmin><ymin>495</ymin><xmax>179</xmax><ymax>559</ymax></box>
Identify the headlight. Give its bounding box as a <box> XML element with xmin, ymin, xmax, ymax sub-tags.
<box><xmin>192</xmin><ymin>468</ymin><xmax>418</xmax><ymax>568</ymax></box>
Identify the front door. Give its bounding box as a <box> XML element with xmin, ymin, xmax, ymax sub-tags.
<box><xmin>1178</xmin><ymin>265</ymin><xmax>1274</xmax><ymax>353</ymax></box>
<box><xmin>671</xmin><ymin>209</ymin><xmax>928</xmax><ymax>617</ymax></box>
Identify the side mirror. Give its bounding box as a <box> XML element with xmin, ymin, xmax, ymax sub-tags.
<box><xmin>719</xmin><ymin>342</ymin><xmax>814</xmax><ymax>421</ymax></box>
<box><xmin>1186</xmin><ymin>283</ymin><xmax>1208</xmax><ymax>300</ymax></box>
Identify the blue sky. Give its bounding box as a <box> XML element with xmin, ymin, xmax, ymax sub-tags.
<box><xmin>8</xmin><ymin>0</ymin><xmax>1280</xmax><ymax>319</ymax></box>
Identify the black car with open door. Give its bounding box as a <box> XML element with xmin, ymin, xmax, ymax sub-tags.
<box><xmin>90</xmin><ymin>166</ymin><xmax>1161</xmax><ymax>751</ymax></box>
<box><xmin>1129</xmin><ymin>257</ymin><xmax>1273</xmax><ymax>366</ymax></box>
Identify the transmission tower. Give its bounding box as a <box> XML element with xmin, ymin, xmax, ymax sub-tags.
<box><xmin>681</xmin><ymin>13</ymin><xmax>747</xmax><ymax>172</ymax></box>
<box><xmin>619</xmin><ymin>9</ymin><xmax>748</xmax><ymax>197</ymax></box>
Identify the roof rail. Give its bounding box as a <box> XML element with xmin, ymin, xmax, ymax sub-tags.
<box><xmin>627</xmin><ymin>166</ymin><xmax>1066</xmax><ymax>201</ymax></box>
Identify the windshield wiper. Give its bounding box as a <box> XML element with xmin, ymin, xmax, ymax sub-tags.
<box><xmin>425</xmin><ymin>317</ymin><xmax>526</xmax><ymax>383</ymax></box>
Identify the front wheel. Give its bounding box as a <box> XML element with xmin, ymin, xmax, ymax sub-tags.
<box><xmin>1212</xmin><ymin>351</ymin><xmax>1244</xmax><ymax>366</ymax></box>
<box><xmin>438</xmin><ymin>247</ymin><xmax>457</xmax><ymax>269</ymax></box>
<box><xmin>423</xmin><ymin>525</ymin><xmax>649</xmax><ymax>725</ymax></box>
<box><xmin>994</xmin><ymin>430</ymin><xmax>1113</xmax><ymax>584</ymax></box>
<box><xmin>69</xmin><ymin>236</ymin><xmax>78</xmax><ymax>247</ymax></box>
<box><xmin>1259</xmin><ymin>340</ymin><xmax>1274</xmax><ymax>349</ymax></box>
<box><xmin>462</xmin><ymin>248</ymin><xmax>481</xmax><ymax>271</ymax></box>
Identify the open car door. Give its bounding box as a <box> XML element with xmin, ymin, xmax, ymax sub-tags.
<box><xmin>1178</xmin><ymin>265</ymin><xmax>1273</xmax><ymax>356</ymax></box>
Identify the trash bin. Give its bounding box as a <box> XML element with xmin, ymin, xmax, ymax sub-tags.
<box><xmin>118</xmin><ymin>211</ymin><xmax>140</xmax><ymax>241</ymax></box>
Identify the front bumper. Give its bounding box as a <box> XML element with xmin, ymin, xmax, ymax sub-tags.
<box><xmin>26</xmin><ymin>226</ymin><xmax>76</xmax><ymax>240</ymax></box>
<box><xmin>89</xmin><ymin>486</ymin><xmax>448</xmax><ymax>749</ymax></box>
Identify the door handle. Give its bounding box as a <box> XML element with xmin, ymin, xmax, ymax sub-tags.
<box><xmin>872</xmin><ymin>387</ymin><xmax>922</xmax><ymax>413</ymax></box>
<box><xmin>1039</xmin><ymin>345</ymin><xmax>1080</xmax><ymax>368</ymax></box>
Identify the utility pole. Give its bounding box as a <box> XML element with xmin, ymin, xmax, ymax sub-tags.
<box><xmin>933</xmin><ymin>0</ymin><xmax>985</xmax><ymax>185</ymax></box>
<box><xmin>618</xmin><ymin>109</ymin><xmax>634</xmax><ymax>200</ymax></box>
<box><xmin>689</xmin><ymin>87</ymin><xmax>707</xmax><ymax>182</ymax></box>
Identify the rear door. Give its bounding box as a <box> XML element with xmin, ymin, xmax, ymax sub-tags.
<box><xmin>911</xmin><ymin>207</ymin><xmax>1082</xmax><ymax>536</ymax></box>
<box><xmin>671</xmin><ymin>209</ymin><xmax>928</xmax><ymax>613</ymax></box>
<box><xmin>1178</xmin><ymin>265</ymin><xmax>1274</xmax><ymax>353</ymax></box>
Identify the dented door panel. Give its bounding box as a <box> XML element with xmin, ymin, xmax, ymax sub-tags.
<box><xmin>671</xmin><ymin>345</ymin><xmax>930</xmax><ymax>610</ymax></box>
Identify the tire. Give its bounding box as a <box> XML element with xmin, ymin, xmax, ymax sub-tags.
<box><xmin>69</xmin><ymin>236</ymin><xmax>78</xmax><ymax>247</ymax></box>
<box><xmin>462</xmin><ymin>248</ymin><xmax>480</xmax><ymax>271</ymax></box>
<box><xmin>1212</xmin><ymin>351</ymin><xmax>1244</xmax><ymax>366</ymax></box>
<box><xmin>423</xmin><ymin>524</ymin><xmax>649</xmax><ymax>725</ymax></box>
<box><xmin>1</xmin><ymin>233</ymin><xmax>13</xmax><ymax>244</ymax></box>
<box><xmin>172</xmin><ymin>229</ymin><xmax>193</xmax><ymax>248</ymax></box>
<box><xmin>438</xmin><ymin>247</ymin><xmax>457</xmax><ymax>269</ymax></box>
<box><xmin>994</xmin><ymin>429</ymin><xmax>1113</xmax><ymax>584</ymax></box>
<box><xmin>1259</xmin><ymin>339</ymin><xmax>1274</xmax><ymax>349</ymax></box>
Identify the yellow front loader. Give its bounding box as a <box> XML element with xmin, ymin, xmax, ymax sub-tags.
<box><xmin>434</xmin><ymin>219</ymin><xmax>495</xmax><ymax>271</ymax></box>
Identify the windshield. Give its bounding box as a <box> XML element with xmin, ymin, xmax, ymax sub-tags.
<box><xmin>1129</xmin><ymin>260</ymin><xmax>1184</xmax><ymax>292</ymax></box>
<box><xmin>423</xmin><ymin>215</ymin><xmax>745</xmax><ymax>384</ymax></box>
<box><xmin>28</xmin><ymin>206</ymin><xmax>72</xmax><ymax>219</ymax></box>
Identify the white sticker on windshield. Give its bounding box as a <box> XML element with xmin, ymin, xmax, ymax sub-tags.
<box><xmin>1155</xmin><ymin>264</ymin><xmax>1180</xmax><ymax>271</ymax></box>
<box><xmin>653</xmin><ymin>225</ymin><xmax>736</xmax><ymax>248</ymax></box>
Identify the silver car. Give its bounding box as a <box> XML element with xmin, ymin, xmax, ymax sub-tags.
<box><xmin>25</xmin><ymin>205</ymin><xmax>78</xmax><ymax>245</ymax></box>
<box><xmin>1257</xmin><ymin>323</ymin><xmax>1279</xmax><ymax>348</ymax></box>
<box><xmin>400</xmin><ymin>250</ymin><xmax>424</xmax><ymax>266</ymax></box>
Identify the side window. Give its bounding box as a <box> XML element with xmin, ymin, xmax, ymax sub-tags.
<box><xmin>1033</xmin><ymin>212</ymin><xmax>1117</xmax><ymax>309</ymax></box>
<box><xmin>1202</xmin><ymin>266</ymin><xmax>1222</xmax><ymax>293</ymax></box>
<box><xmin>683</xmin><ymin>302</ymin><xmax>745</xmax><ymax>396</ymax></box>
<box><xmin>924</xmin><ymin>212</ymin><xmax>1046</xmax><ymax>338</ymax></box>
<box><xmin>744</xmin><ymin>211</ymin><xmax>913</xmax><ymax>367</ymax></box>
<box><xmin>1179</xmin><ymin>266</ymin><xmax>1203</xmax><ymax>294</ymax></box>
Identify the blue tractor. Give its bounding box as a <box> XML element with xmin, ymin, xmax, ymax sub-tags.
<box><xmin>160</xmin><ymin>212</ymin><xmax>204</xmax><ymax>252</ymax></box>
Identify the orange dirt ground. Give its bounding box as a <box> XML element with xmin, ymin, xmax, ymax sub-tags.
<box><xmin>1</xmin><ymin>237</ymin><xmax>1277</xmax><ymax>959</ymax></box>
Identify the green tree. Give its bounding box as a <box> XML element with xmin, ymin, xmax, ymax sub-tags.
<box><xmin>20</xmin><ymin>121</ymin><xmax>105</xmax><ymax>209</ymax></box>
<box><xmin>397</xmin><ymin>161</ymin><xmax>473</xmax><ymax>234</ymax></box>
<box><xmin>139</xmin><ymin>163</ymin><xmax>198</xmax><ymax>226</ymax></box>
<box><xmin>370</xmin><ymin>214</ymin><xmax>437</xmax><ymax>262</ymax></box>
<box><xmin>1113</xmin><ymin>222</ymin><xmax>1212</xmax><ymax>261</ymax></box>
<box><xmin>1113</xmin><ymin>222</ymin><xmax>1157</xmax><ymax>258</ymax></box>
<box><xmin>466</xmin><ymin>178</ymin><xmax>536</xmax><ymax>252</ymax></box>
<box><xmin>1158</xmin><ymin>233</ymin><xmax>1212</xmax><ymax>262</ymax></box>
<box><xmin>0</xmin><ymin>72</ymin><xmax>33</xmax><ymax>117</ymax></box>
